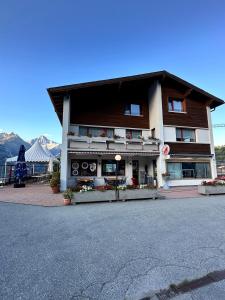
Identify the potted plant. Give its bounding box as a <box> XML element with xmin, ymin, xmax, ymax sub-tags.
<box><xmin>138</xmin><ymin>135</ymin><xmax>145</xmax><ymax>141</ymax></box>
<box><xmin>162</xmin><ymin>172</ymin><xmax>170</xmax><ymax>178</ymax></box>
<box><xmin>63</xmin><ymin>188</ymin><xmax>74</xmax><ymax>205</ymax></box>
<box><xmin>49</xmin><ymin>171</ymin><xmax>60</xmax><ymax>193</ymax></box>
<box><xmin>100</xmin><ymin>132</ymin><xmax>106</xmax><ymax>137</ymax></box>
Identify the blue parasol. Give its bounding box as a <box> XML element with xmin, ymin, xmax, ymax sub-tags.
<box><xmin>14</xmin><ymin>145</ymin><xmax>27</xmax><ymax>187</ymax></box>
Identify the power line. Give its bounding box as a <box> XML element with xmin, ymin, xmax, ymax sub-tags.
<box><xmin>213</xmin><ymin>124</ymin><xmax>225</xmax><ymax>128</ymax></box>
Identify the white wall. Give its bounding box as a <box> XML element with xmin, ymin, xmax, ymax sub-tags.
<box><xmin>148</xmin><ymin>81</ymin><xmax>163</xmax><ymax>140</ymax></box>
<box><xmin>114</xmin><ymin>128</ymin><xmax>125</xmax><ymax>138</ymax></box>
<box><xmin>142</xmin><ymin>129</ymin><xmax>151</xmax><ymax>139</ymax></box>
<box><xmin>207</xmin><ymin>106</ymin><xmax>217</xmax><ymax>179</ymax></box>
<box><xmin>148</xmin><ymin>81</ymin><xmax>165</xmax><ymax>187</ymax></box>
<box><xmin>196</xmin><ymin>129</ymin><xmax>210</xmax><ymax>143</ymax></box>
<box><xmin>69</xmin><ymin>125</ymin><xmax>79</xmax><ymax>135</ymax></box>
<box><xmin>60</xmin><ymin>96</ymin><xmax>70</xmax><ymax>191</ymax></box>
<box><xmin>163</xmin><ymin>127</ymin><xmax>176</xmax><ymax>142</ymax></box>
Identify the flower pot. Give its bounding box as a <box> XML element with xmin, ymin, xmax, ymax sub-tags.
<box><xmin>64</xmin><ymin>198</ymin><xmax>71</xmax><ymax>205</ymax></box>
<box><xmin>51</xmin><ymin>186</ymin><xmax>60</xmax><ymax>193</ymax></box>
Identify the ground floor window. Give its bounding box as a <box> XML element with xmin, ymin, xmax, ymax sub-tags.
<box><xmin>102</xmin><ymin>160</ymin><xmax>125</xmax><ymax>176</ymax></box>
<box><xmin>167</xmin><ymin>162</ymin><xmax>211</xmax><ymax>179</ymax></box>
<box><xmin>71</xmin><ymin>159</ymin><xmax>97</xmax><ymax>176</ymax></box>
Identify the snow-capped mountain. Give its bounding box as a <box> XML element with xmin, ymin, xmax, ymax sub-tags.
<box><xmin>0</xmin><ymin>132</ymin><xmax>31</xmax><ymax>163</ymax></box>
<box><xmin>0</xmin><ymin>133</ymin><xmax>60</xmax><ymax>163</ymax></box>
<box><xmin>30</xmin><ymin>135</ymin><xmax>61</xmax><ymax>156</ymax></box>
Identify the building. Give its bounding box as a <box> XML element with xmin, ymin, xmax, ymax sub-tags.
<box><xmin>47</xmin><ymin>71</ymin><xmax>224</xmax><ymax>191</ymax></box>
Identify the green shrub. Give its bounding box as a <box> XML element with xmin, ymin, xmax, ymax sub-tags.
<box><xmin>63</xmin><ymin>189</ymin><xmax>74</xmax><ymax>200</ymax></box>
<box><xmin>50</xmin><ymin>171</ymin><xmax>60</xmax><ymax>187</ymax></box>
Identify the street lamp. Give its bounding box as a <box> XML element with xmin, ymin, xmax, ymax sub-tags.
<box><xmin>115</xmin><ymin>154</ymin><xmax>121</xmax><ymax>200</ymax></box>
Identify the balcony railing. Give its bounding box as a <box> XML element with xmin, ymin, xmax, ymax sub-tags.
<box><xmin>68</xmin><ymin>136</ymin><xmax>159</xmax><ymax>153</ymax></box>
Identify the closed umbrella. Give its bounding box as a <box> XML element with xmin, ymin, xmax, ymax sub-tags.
<box><xmin>14</xmin><ymin>145</ymin><xmax>27</xmax><ymax>188</ymax></box>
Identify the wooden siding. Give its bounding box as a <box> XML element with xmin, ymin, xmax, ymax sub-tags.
<box><xmin>167</xmin><ymin>142</ymin><xmax>211</xmax><ymax>155</ymax></box>
<box><xmin>70</xmin><ymin>84</ymin><xmax>150</xmax><ymax>128</ymax></box>
<box><xmin>162</xmin><ymin>81</ymin><xmax>209</xmax><ymax>128</ymax></box>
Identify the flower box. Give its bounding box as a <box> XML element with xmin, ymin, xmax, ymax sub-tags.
<box><xmin>73</xmin><ymin>190</ymin><xmax>115</xmax><ymax>203</ymax></box>
<box><xmin>198</xmin><ymin>185</ymin><xmax>225</xmax><ymax>195</ymax></box>
<box><xmin>73</xmin><ymin>189</ymin><xmax>158</xmax><ymax>204</ymax></box>
<box><xmin>119</xmin><ymin>189</ymin><xmax>157</xmax><ymax>201</ymax></box>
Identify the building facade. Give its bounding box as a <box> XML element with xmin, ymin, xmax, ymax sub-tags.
<box><xmin>48</xmin><ymin>71</ymin><xmax>224</xmax><ymax>191</ymax></box>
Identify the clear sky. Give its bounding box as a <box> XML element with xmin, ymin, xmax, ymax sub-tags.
<box><xmin>0</xmin><ymin>0</ymin><xmax>224</xmax><ymax>144</ymax></box>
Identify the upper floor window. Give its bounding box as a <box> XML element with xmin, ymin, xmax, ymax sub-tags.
<box><xmin>176</xmin><ymin>128</ymin><xmax>196</xmax><ymax>142</ymax></box>
<box><xmin>126</xmin><ymin>129</ymin><xmax>142</xmax><ymax>139</ymax></box>
<box><xmin>168</xmin><ymin>98</ymin><xmax>185</xmax><ymax>113</ymax></box>
<box><xmin>79</xmin><ymin>126</ymin><xmax>114</xmax><ymax>138</ymax></box>
<box><xmin>124</xmin><ymin>104</ymin><xmax>142</xmax><ymax>116</ymax></box>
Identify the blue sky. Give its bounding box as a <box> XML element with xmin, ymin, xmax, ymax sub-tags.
<box><xmin>0</xmin><ymin>0</ymin><xmax>224</xmax><ymax>144</ymax></box>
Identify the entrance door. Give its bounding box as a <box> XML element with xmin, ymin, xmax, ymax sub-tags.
<box><xmin>132</xmin><ymin>160</ymin><xmax>139</xmax><ymax>184</ymax></box>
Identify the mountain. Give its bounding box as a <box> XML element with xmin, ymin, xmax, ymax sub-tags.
<box><xmin>0</xmin><ymin>132</ymin><xmax>31</xmax><ymax>164</ymax></box>
<box><xmin>30</xmin><ymin>135</ymin><xmax>61</xmax><ymax>156</ymax></box>
<box><xmin>0</xmin><ymin>133</ymin><xmax>60</xmax><ymax>164</ymax></box>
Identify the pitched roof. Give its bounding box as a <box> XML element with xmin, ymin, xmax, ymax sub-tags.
<box><xmin>6</xmin><ymin>140</ymin><xmax>56</xmax><ymax>163</ymax></box>
<box><xmin>47</xmin><ymin>70</ymin><xmax>224</xmax><ymax>123</ymax></box>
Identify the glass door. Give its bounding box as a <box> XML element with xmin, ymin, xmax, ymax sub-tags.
<box><xmin>132</xmin><ymin>160</ymin><xmax>139</xmax><ymax>184</ymax></box>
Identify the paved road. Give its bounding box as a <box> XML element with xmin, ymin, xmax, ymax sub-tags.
<box><xmin>1</xmin><ymin>197</ymin><xmax>225</xmax><ymax>299</ymax></box>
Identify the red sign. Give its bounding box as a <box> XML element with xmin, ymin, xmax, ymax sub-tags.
<box><xmin>162</xmin><ymin>144</ymin><xmax>170</xmax><ymax>155</ymax></box>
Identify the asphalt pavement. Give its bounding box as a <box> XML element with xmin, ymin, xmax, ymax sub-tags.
<box><xmin>1</xmin><ymin>196</ymin><xmax>225</xmax><ymax>299</ymax></box>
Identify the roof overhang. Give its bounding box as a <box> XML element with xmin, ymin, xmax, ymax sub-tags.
<box><xmin>47</xmin><ymin>70</ymin><xmax>224</xmax><ymax>124</ymax></box>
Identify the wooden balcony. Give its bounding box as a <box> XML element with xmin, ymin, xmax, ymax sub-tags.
<box><xmin>68</xmin><ymin>136</ymin><xmax>159</xmax><ymax>153</ymax></box>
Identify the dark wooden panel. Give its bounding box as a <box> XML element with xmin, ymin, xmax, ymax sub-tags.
<box><xmin>162</xmin><ymin>82</ymin><xmax>209</xmax><ymax>128</ymax></box>
<box><xmin>70</xmin><ymin>84</ymin><xmax>150</xmax><ymax>128</ymax></box>
<box><xmin>167</xmin><ymin>143</ymin><xmax>211</xmax><ymax>155</ymax></box>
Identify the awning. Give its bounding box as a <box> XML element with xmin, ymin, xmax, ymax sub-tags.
<box><xmin>169</xmin><ymin>154</ymin><xmax>213</xmax><ymax>158</ymax></box>
<box><xmin>68</xmin><ymin>149</ymin><xmax>159</xmax><ymax>157</ymax></box>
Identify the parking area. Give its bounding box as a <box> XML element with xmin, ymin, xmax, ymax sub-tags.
<box><xmin>0</xmin><ymin>184</ymin><xmax>203</xmax><ymax>207</ymax></box>
<box><xmin>1</xmin><ymin>195</ymin><xmax>225</xmax><ymax>299</ymax></box>
<box><xmin>159</xmin><ymin>185</ymin><xmax>202</xmax><ymax>199</ymax></box>
<box><xmin>0</xmin><ymin>184</ymin><xmax>64</xmax><ymax>206</ymax></box>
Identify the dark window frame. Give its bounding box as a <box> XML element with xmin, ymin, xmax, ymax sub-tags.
<box><xmin>168</xmin><ymin>97</ymin><xmax>185</xmax><ymax>113</ymax></box>
<box><xmin>176</xmin><ymin>128</ymin><xmax>196</xmax><ymax>142</ymax></box>
<box><xmin>79</xmin><ymin>126</ymin><xmax>114</xmax><ymax>138</ymax></box>
<box><xmin>101</xmin><ymin>159</ymin><xmax>125</xmax><ymax>176</ymax></box>
<box><xmin>124</xmin><ymin>103</ymin><xmax>142</xmax><ymax>116</ymax></box>
<box><xmin>126</xmin><ymin>129</ymin><xmax>142</xmax><ymax>139</ymax></box>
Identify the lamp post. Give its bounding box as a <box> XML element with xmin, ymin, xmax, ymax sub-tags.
<box><xmin>115</xmin><ymin>154</ymin><xmax>121</xmax><ymax>200</ymax></box>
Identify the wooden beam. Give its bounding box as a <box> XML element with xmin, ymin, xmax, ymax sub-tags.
<box><xmin>183</xmin><ymin>88</ymin><xmax>193</xmax><ymax>98</ymax></box>
<box><xmin>206</xmin><ymin>99</ymin><xmax>214</xmax><ymax>106</ymax></box>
